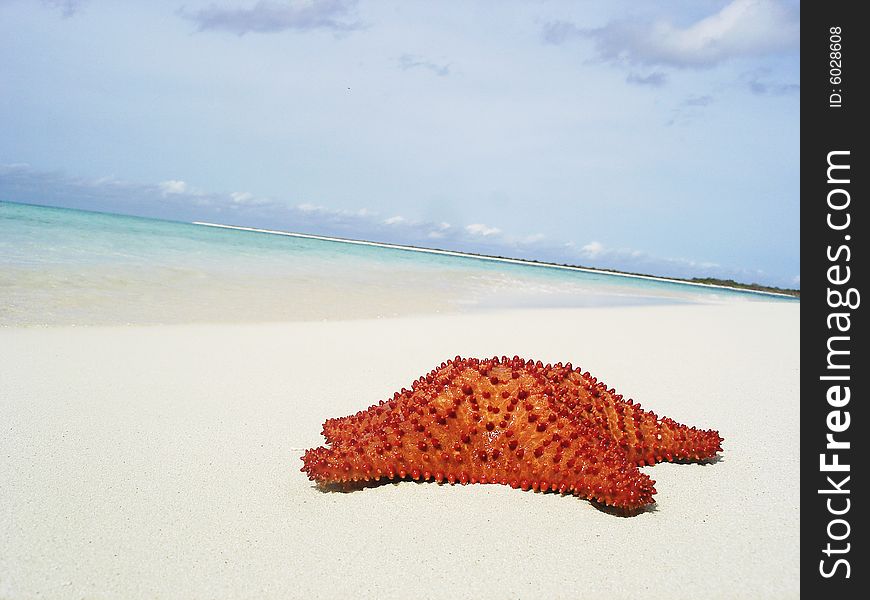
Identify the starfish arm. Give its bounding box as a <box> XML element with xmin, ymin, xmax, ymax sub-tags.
<box><xmin>555</xmin><ymin>372</ymin><xmax>724</xmax><ymax>466</ymax></box>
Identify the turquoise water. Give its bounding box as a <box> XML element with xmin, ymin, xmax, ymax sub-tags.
<box><xmin>0</xmin><ymin>201</ymin><xmax>794</xmax><ymax>326</ymax></box>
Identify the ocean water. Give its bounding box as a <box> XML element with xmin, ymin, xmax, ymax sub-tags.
<box><xmin>0</xmin><ymin>201</ymin><xmax>794</xmax><ymax>326</ymax></box>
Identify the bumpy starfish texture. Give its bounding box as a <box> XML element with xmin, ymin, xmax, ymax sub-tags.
<box><xmin>302</xmin><ymin>356</ymin><xmax>722</xmax><ymax>511</ymax></box>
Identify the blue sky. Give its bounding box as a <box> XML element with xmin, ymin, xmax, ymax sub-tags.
<box><xmin>0</xmin><ymin>0</ymin><xmax>800</xmax><ymax>287</ymax></box>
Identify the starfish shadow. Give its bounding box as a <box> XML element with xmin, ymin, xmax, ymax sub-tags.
<box><xmin>589</xmin><ymin>499</ymin><xmax>658</xmax><ymax>517</ymax></box>
<box><xmin>311</xmin><ymin>478</ymin><xmax>657</xmax><ymax>516</ymax></box>
<box><xmin>667</xmin><ymin>454</ymin><xmax>724</xmax><ymax>466</ymax></box>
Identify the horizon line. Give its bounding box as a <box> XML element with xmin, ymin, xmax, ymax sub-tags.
<box><xmin>192</xmin><ymin>221</ymin><xmax>799</xmax><ymax>300</ymax></box>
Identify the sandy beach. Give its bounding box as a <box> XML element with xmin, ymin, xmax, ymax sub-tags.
<box><xmin>1</xmin><ymin>302</ymin><xmax>799</xmax><ymax>599</ymax></box>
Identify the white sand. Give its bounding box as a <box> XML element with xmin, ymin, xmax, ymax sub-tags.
<box><xmin>0</xmin><ymin>302</ymin><xmax>799</xmax><ymax>599</ymax></box>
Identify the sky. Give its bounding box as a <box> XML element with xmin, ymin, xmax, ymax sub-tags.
<box><xmin>0</xmin><ymin>0</ymin><xmax>800</xmax><ymax>287</ymax></box>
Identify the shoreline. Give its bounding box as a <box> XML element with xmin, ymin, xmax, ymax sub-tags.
<box><xmin>0</xmin><ymin>201</ymin><xmax>798</xmax><ymax>304</ymax></box>
<box><xmin>194</xmin><ymin>221</ymin><xmax>799</xmax><ymax>300</ymax></box>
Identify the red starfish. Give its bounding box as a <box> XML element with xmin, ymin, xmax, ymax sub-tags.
<box><xmin>301</xmin><ymin>356</ymin><xmax>722</xmax><ymax>511</ymax></box>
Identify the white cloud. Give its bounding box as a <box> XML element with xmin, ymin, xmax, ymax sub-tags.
<box><xmin>563</xmin><ymin>239</ymin><xmax>738</xmax><ymax>282</ymax></box>
<box><xmin>685</xmin><ymin>95</ymin><xmax>714</xmax><ymax>107</ymax></box>
<box><xmin>0</xmin><ymin>163</ymin><xmax>31</xmax><ymax>171</ymax></box>
<box><xmin>626</xmin><ymin>71</ymin><xmax>668</xmax><ymax>87</ymax></box>
<box><xmin>466</xmin><ymin>223</ymin><xmax>501</xmax><ymax>237</ymax></box>
<box><xmin>580</xmin><ymin>241</ymin><xmax>604</xmax><ymax>256</ymax></box>
<box><xmin>90</xmin><ymin>175</ymin><xmax>121</xmax><ymax>186</ymax></box>
<box><xmin>41</xmin><ymin>0</ymin><xmax>82</xmax><ymax>18</ymax></box>
<box><xmin>744</xmin><ymin>68</ymin><xmax>800</xmax><ymax>95</ymax></box>
<box><xmin>521</xmin><ymin>233</ymin><xmax>546</xmax><ymax>244</ymax></box>
<box><xmin>398</xmin><ymin>54</ymin><xmax>450</xmax><ymax>77</ymax></box>
<box><xmin>384</xmin><ymin>215</ymin><xmax>405</xmax><ymax>225</ymax></box>
<box><xmin>547</xmin><ymin>0</ymin><xmax>799</xmax><ymax>69</ymax></box>
<box><xmin>159</xmin><ymin>180</ymin><xmax>188</xmax><ymax>196</ymax></box>
<box><xmin>230</xmin><ymin>191</ymin><xmax>254</xmax><ymax>203</ymax></box>
<box><xmin>426</xmin><ymin>222</ymin><xmax>451</xmax><ymax>239</ymax></box>
<box><xmin>294</xmin><ymin>202</ymin><xmax>379</xmax><ymax>224</ymax></box>
<box><xmin>229</xmin><ymin>191</ymin><xmax>271</xmax><ymax>206</ymax></box>
<box><xmin>179</xmin><ymin>0</ymin><xmax>362</xmax><ymax>36</ymax></box>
